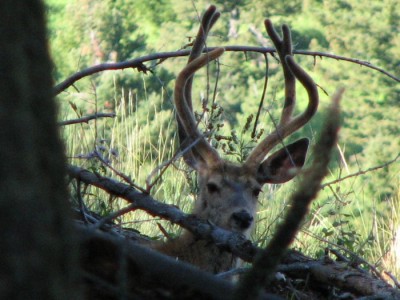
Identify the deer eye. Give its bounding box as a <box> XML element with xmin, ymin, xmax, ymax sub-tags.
<box><xmin>253</xmin><ymin>188</ymin><xmax>262</xmax><ymax>198</ymax></box>
<box><xmin>207</xmin><ymin>182</ymin><xmax>220</xmax><ymax>194</ymax></box>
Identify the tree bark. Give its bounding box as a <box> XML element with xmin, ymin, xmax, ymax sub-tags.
<box><xmin>0</xmin><ymin>1</ymin><xmax>79</xmax><ymax>299</ymax></box>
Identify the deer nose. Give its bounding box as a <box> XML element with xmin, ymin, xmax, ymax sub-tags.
<box><xmin>232</xmin><ymin>210</ymin><xmax>254</xmax><ymax>230</ymax></box>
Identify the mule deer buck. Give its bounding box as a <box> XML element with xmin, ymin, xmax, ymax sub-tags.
<box><xmin>157</xmin><ymin>6</ymin><xmax>319</xmax><ymax>274</ymax></box>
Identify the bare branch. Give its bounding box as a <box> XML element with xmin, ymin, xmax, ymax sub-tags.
<box><xmin>321</xmin><ymin>153</ymin><xmax>400</xmax><ymax>189</ymax></box>
<box><xmin>90</xmin><ymin>203</ymin><xmax>137</xmax><ymax>230</ymax></box>
<box><xmin>67</xmin><ymin>164</ymin><xmax>260</xmax><ymax>262</ymax></box>
<box><xmin>58</xmin><ymin>112</ymin><xmax>116</xmax><ymax>126</ymax></box>
<box><xmin>384</xmin><ymin>271</ymin><xmax>400</xmax><ymax>289</ymax></box>
<box><xmin>54</xmin><ymin>47</ymin><xmax>400</xmax><ymax>95</ymax></box>
<box><xmin>278</xmin><ymin>251</ymin><xmax>400</xmax><ymax>298</ymax></box>
<box><xmin>145</xmin><ymin>135</ymin><xmax>206</xmax><ymax>192</ymax></box>
<box><xmin>93</xmin><ymin>149</ymin><xmax>147</xmax><ymax>193</ymax></box>
<box><xmin>251</xmin><ymin>53</ymin><xmax>269</xmax><ymax>139</ymax></box>
<box><xmin>302</xmin><ymin>229</ymin><xmax>387</xmax><ymax>281</ymax></box>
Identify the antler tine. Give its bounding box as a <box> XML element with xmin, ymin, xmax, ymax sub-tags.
<box><xmin>188</xmin><ymin>5</ymin><xmax>220</xmax><ymax>63</ymax></box>
<box><xmin>265</xmin><ymin>20</ymin><xmax>296</xmax><ymax>125</ymax></box>
<box><xmin>182</xmin><ymin>5</ymin><xmax>220</xmax><ymax>135</ymax></box>
<box><xmin>284</xmin><ymin>55</ymin><xmax>319</xmax><ymax>128</ymax></box>
<box><xmin>176</xmin><ymin>6</ymin><xmax>222</xmax><ymax>167</ymax></box>
<box><xmin>245</xmin><ymin>20</ymin><xmax>319</xmax><ymax>167</ymax></box>
<box><xmin>177</xmin><ymin>6</ymin><xmax>221</xmax><ymax>167</ymax></box>
<box><xmin>175</xmin><ymin>48</ymin><xmax>225</xmax><ymax>166</ymax></box>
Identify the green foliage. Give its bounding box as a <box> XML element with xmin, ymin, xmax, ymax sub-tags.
<box><xmin>50</xmin><ymin>0</ymin><xmax>400</xmax><ymax>277</ymax></box>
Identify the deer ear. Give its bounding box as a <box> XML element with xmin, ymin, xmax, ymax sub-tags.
<box><xmin>256</xmin><ymin>138</ymin><xmax>309</xmax><ymax>184</ymax></box>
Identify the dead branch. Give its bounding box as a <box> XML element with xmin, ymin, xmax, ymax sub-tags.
<box><xmin>321</xmin><ymin>153</ymin><xmax>400</xmax><ymax>189</ymax></box>
<box><xmin>58</xmin><ymin>112</ymin><xmax>116</xmax><ymax>126</ymax></box>
<box><xmin>54</xmin><ymin>47</ymin><xmax>400</xmax><ymax>95</ymax></box>
<box><xmin>67</xmin><ymin>165</ymin><xmax>259</xmax><ymax>262</ymax></box>
<box><xmin>302</xmin><ymin>230</ymin><xmax>387</xmax><ymax>282</ymax></box>
<box><xmin>145</xmin><ymin>136</ymin><xmax>205</xmax><ymax>192</ymax></box>
<box><xmin>92</xmin><ymin>149</ymin><xmax>147</xmax><ymax>193</ymax></box>
<box><xmin>280</xmin><ymin>251</ymin><xmax>400</xmax><ymax>299</ymax></box>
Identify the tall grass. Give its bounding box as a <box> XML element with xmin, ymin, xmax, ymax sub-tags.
<box><xmin>60</xmin><ymin>75</ymin><xmax>192</xmax><ymax>238</ymax></box>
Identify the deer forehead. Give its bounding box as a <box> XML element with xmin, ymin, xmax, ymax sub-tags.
<box><xmin>199</xmin><ymin>164</ymin><xmax>261</xmax><ymax>192</ymax></box>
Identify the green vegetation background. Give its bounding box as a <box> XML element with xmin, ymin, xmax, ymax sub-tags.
<box><xmin>47</xmin><ymin>0</ymin><xmax>399</xmax><ymax>275</ymax></box>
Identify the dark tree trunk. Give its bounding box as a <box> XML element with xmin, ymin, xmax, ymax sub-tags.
<box><xmin>0</xmin><ymin>1</ymin><xmax>79</xmax><ymax>299</ymax></box>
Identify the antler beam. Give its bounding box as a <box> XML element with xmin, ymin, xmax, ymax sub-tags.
<box><xmin>245</xmin><ymin>20</ymin><xmax>319</xmax><ymax>167</ymax></box>
<box><xmin>175</xmin><ymin>6</ymin><xmax>223</xmax><ymax>167</ymax></box>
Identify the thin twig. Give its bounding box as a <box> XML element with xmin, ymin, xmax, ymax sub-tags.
<box><xmin>301</xmin><ymin>229</ymin><xmax>388</xmax><ymax>282</ymax></box>
<box><xmin>217</xmin><ymin>267</ymin><xmax>250</xmax><ymax>279</ymax></box>
<box><xmin>321</xmin><ymin>153</ymin><xmax>400</xmax><ymax>189</ymax></box>
<box><xmin>145</xmin><ymin>135</ymin><xmax>206</xmax><ymax>192</ymax></box>
<box><xmin>91</xmin><ymin>203</ymin><xmax>137</xmax><ymax>230</ymax></box>
<box><xmin>209</xmin><ymin>57</ymin><xmax>221</xmax><ymax>121</ymax></box>
<box><xmin>252</xmin><ymin>53</ymin><xmax>269</xmax><ymax>139</ymax></box>
<box><xmin>54</xmin><ymin>47</ymin><xmax>400</xmax><ymax>95</ymax></box>
<box><xmin>94</xmin><ymin>149</ymin><xmax>147</xmax><ymax>193</ymax></box>
<box><xmin>59</xmin><ymin>112</ymin><xmax>116</xmax><ymax>126</ymax></box>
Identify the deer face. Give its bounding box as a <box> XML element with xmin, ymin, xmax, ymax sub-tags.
<box><xmin>192</xmin><ymin>138</ymin><xmax>309</xmax><ymax>237</ymax></box>
<box><xmin>194</xmin><ymin>164</ymin><xmax>260</xmax><ymax>236</ymax></box>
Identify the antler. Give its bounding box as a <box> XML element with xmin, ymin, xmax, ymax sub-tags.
<box><xmin>244</xmin><ymin>19</ymin><xmax>319</xmax><ymax>168</ymax></box>
<box><xmin>175</xmin><ymin>6</ymin><xmax>224</xmax><ymax>167</ymax></box>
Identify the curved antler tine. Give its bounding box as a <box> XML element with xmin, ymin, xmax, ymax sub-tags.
<box><xmin>184</xmin><ymin>6</ymin><xmax>220</xmax><ymax>116</ymax></box>
<box><xmin>284</xmin><ymin>55</ymin><xmax>319</xmax><ymax>129</ymax></box>
<box><xmin>177</xmin><ymin>6</ymin><xmax>221</xmax><ymax>168</ymax></box>
<box><xmin>188</xmin><ymin>5</ymin><xmax>220</xmax><ymax>63</ymax></box>
<box><xmin>175</xmin><ymin>48</ymin><xmax>225</xmax><ymax>167</ymax></box>
<box><xmin>245</xmin><ymin>20</ymin><xmax>319</xmax><ymax>168</ymax></box>
<box><xmin>185</xmin><ymin>7</ymin><xmax>220</xmax><ymax>104</ymax></box>
<box><xmin>265</xmin><ymin>19</ymin><xmax>295</xmax><ymax>124</ymax></box>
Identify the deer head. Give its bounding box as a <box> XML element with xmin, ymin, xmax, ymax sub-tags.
<box><xmin>172</xmin><ymin>6</ymin><xmax>318</xmax><ymax>269</ymax></box>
